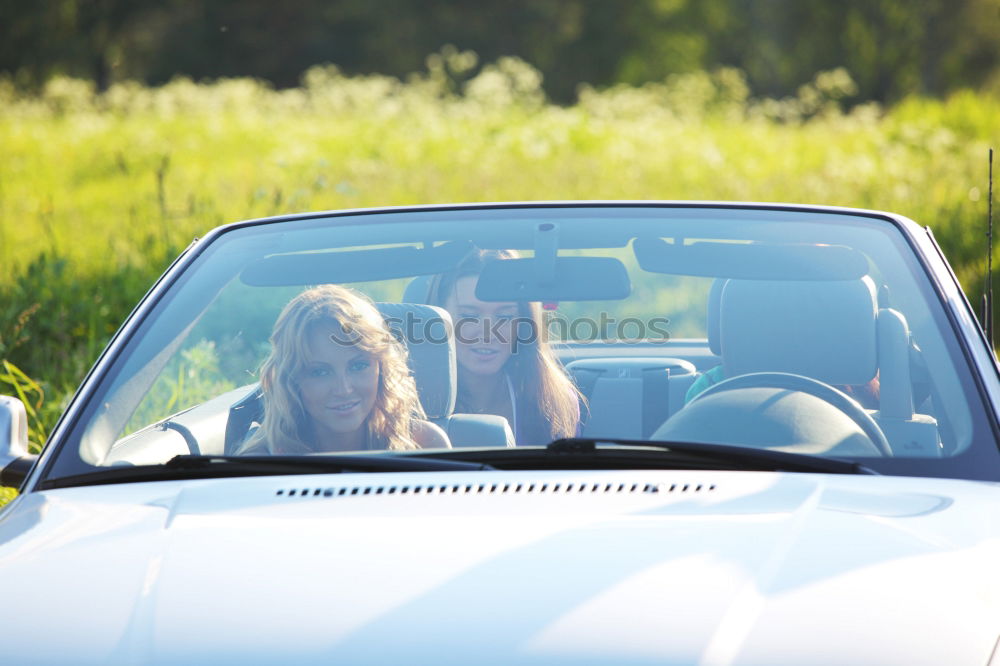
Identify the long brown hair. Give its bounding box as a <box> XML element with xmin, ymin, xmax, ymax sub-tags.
<box><xmin>242</xmin><ymin>284</ymin><xmax>424</xmax><ymax>454</ymax></box>
<box><xmin>428</xmin><ymin>249</ymin><xmax>582</xmax><ymax>444</ymax></box>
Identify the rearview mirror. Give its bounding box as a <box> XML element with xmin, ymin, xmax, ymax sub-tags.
<box><xmin>475</xmin><ymin>256</ymin><xmax>631</xmax><ymax>301</ymax></box>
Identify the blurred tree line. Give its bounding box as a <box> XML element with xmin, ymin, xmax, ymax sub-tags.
<box><xmin>2</xmin><ymin>0</ymin><xmax>999</xmax><ymax>103</ymax></box>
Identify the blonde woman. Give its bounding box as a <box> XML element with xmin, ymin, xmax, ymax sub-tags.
<box><xmin>428</xmin><ymin>249</ymin><xmax>582</xmax><ymax>445</ymax></box>
<box><xmin>240</xmin><ymin>284</ymin><xmax>449</xmax><ymax>454</ymax></box>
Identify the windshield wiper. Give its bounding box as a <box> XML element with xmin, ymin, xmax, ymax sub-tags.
<box><xmin>545</xmin><ymin>438</ymin><xmax>878</xmax><ymax>475</ymax></box>
<box><xmin>41</xmin><ymin>438</ymin><xmax>874</xmax><ymax>490</ymax></box>
<box><xmin>40</xmin><ymin>453</ymin><xmax>495</xmax><ymax>490</ymax></box>
<box><xmin>167</xmin><ymin>454</ymin><xmax>495</xmax><ymax>473</ymax></box>
<box><xmin>405</xmin><ymin>437</ymin><xmax>878</xmax><ymax>475</ymax></box>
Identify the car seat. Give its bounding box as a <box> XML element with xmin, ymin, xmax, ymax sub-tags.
<box><xmin>375</xmin><ymin>302</ymin><xmax>515</xmax><ymax>447</ymax></box>
<box><xmin>660</xmin><ymin>277</ymin><xmax>940</xmax><ymax>456</ymax></box>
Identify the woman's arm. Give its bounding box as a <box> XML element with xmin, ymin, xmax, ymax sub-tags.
<box><xmin>412</xmin><ymin>419</ymin><xmax>452</xmax><ymax>449</ymax></box>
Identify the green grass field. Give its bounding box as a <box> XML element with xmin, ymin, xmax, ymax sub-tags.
<box><xmin>1</xmin><ymin>59</ymin><xmax>998</xmax><ymax>496</ymax></box>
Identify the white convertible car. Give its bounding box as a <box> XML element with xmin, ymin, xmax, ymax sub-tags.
<box><xmin>2</xmin><ymin>203</ymin><xmax>1000</xmax><ymax>664</ymax></box>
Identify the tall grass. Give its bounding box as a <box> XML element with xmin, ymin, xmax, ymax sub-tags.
<box><xmin>1</xmin><ymin>55</ymin><xmax>998</xmax><ymax>463</ymax></box>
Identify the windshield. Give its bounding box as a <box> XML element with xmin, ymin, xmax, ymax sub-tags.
<box><xmin>39</xmin><ymin>205</ymin><xmax>1000</xmax><ymax>482</ymax></box>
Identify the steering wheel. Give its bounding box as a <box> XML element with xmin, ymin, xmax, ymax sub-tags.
<box><xmin>691</xmin><ymin>372</ymin><xmax>892</xmax><ymax>456</ymax></box>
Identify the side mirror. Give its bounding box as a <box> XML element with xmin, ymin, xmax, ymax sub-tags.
<box><xmin>1</xmin><ymin>395</ymin><xmax>37</xmax><ymax>489</ymax></box>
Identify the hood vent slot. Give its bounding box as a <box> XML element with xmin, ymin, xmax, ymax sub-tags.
<box><xmin>275</xmin><ymin>481</ymin><xmax>716</xmax><ymax>499</ymax></box>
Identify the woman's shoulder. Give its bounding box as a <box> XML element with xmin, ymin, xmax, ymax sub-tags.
<box><xmin>411</xmin><ymin>419</ymin><xmax>451</xmax><ymax>449</ymax></box>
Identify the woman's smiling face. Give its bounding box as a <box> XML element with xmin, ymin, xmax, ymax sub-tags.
<box><xmin>445</xmin><ymin>276</ymin><xmax>518</xmax><ymax>377</ymax></box>
<box><xmin>296</xmin><ymin>322</ymin><xmax>380</xmax><ymax>449</ymax></box>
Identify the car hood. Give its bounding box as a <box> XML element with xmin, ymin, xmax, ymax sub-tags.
<box><xmin>2</xmin><ymin>469</ymin><xmax>1000</xmax><ymax>665</ymax></box>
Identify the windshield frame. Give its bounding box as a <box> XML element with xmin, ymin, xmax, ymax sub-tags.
<box><xmin>23</xmin><ymin>201</ymin><xmax>1000</xmax><ymax>490</ymax></box>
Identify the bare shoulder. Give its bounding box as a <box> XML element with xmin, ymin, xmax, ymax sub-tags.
<box><xmin>412</xmin><ymin>419</ymin><xmax>451</xmax><ymax>449</ymax></box>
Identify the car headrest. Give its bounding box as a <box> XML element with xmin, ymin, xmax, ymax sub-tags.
<box><xmin>376</xmin><ymin>302</ymin><xmax>456</xmax><ymax>419</ymax></box>
<box><xmin>720</xmin><ymin>277</ymin><xmax>878</xmax><ymax>386</ymax></box>
<box><xmin>402</xmin><ymin>275</ymin><xmax>433</xmax><ymax>304</ymax></box>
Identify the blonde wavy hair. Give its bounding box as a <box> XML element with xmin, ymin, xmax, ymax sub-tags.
<box><xmin>242</xmin><ymin>284</ymin><xmax>424</xmax><ymax>454</ymax></box>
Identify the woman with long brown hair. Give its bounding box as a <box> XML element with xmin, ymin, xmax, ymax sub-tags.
<box><xmin>240</xmin><ymin>284</ymin><xmax>448</xmax><ymax>454</ymax></box>
<box><xmin>428</xmin><ymin>249</ymin><xmax>582</xmax><ymax>445</ymax></box>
